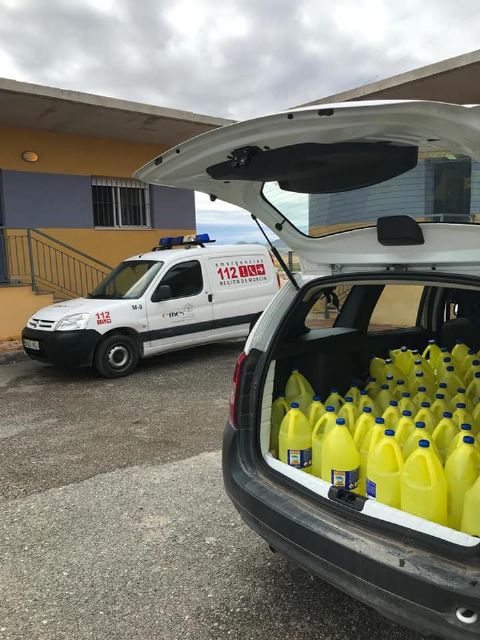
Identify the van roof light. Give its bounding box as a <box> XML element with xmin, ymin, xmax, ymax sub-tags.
<box><xmin>153</xmin><ymin>233</ymin><xmax>216</xmax><ymax>251</ymax></box>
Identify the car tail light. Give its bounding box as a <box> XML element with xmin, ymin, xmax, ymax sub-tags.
<box><xmin>229</xmin><ymin>351</ymin><xmax>247</xmax><ymax>429</ymax></box>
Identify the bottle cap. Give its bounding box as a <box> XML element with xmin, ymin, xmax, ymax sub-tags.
<box><xmin>385</xmin><ymin>358</ymin><xmax>392</xmax><ymax>364</ymax></box>
<box><xmin>446</xmin><ymin>366</ymin><xmax>454</xmax><ymax>372</ymax></box>
<box><xmin>438</xmin><ymin>382</ymin><xmax>447</xmax><ymax>389</ymax></box>
<box><xmin>402</xmin><ymin>410</ymin><xmax>412</xmax><ymax>416</ymax></box>
<box><xmin>331</xmin><ymin>387</ymin><xmax>339</xmax><ymax>393</ymax></box>
<box><xmin>443</xmin><ymin>411</ymin><xmax>453</xmax><ymax>418</ymax></box>
<box><xmin>412</xmin><ymin>349</ymin><xmax>419</xmax><ymax>354</ymax></box>
<box><xmin>368</xmin><ymin>376</ymin><xmax>376</xmax><ymax>382</ymax></box>
<box><xmin>418</xmin><ymin>386</ymin><xmax>427</xmax><ymax>392</ymax></box>
<box><xmin>389</xmin><ymin>400</ymin><xmax>398</xmax><ymax>406</ymax></box>
<box><xmin>363</xmin><ymin>406</ymin><xmax>372</xmax><ymax>413</ymax></box>
<box><xmin>441</xmin><ymin>347</ymin><xmax>449</xmax><ymax>352</ymax></box>
<box><xmin>443</xmin><ymin>357</ymin><xmax>451</xmax><ymax>362</ymax></box>
<box><xmin>428</xmin><ymin>339</ymin><xmax>436</xmax><ymax>344</ymax></box>
<box><xmin>475</xmin><ymin>372</ymin><xmax>480</xmax><ymax>379</ymax></box>
<box><xmin>401</xmin><ymin>346</ymin><xmax>408</xmax><ymax>352</ymax></box>
<box><xmin>313</xmin><ymin>395</ymin><xmax>322</xmax><ymax>402</ymax></box>
<box><xmin>464</xmin><ymin>436</ymin><xmax>475</xmax><ymax>445</ymax></box>
<box><xmin>381</xmin><ymin>384</ymin><xmax>389</xmax><ymax>390</ymax></box>
<box><xmin>460</xmin><ymin>423</ymin><xmax>472</xmax><ymax>431</ymax></box>
<box><xmin>375</xmin><ymin>417</ymin><xmax>385</xmax><ymax>424</ymax></box>
<box><xmin>414</xmin><ymin>360</ymin><xmax>422</xmax><ymax>365</ymax></box>
<box><xmin>415</xmin><ymin>372</ymin><xmax>424</xmax><ymax>377</ymax></box>
<box><xmin>401</xmin><ymin>392</ymin><xmax>411</xmax><ymax>398</ymax></box>
<box><xmin>290</xmin><ymin>402</ymin><xmax>299</xmax><ymax>408</ymax></box>
<box><xmin>469</xmin><ymin>349</ymin><xmax>476</xmax><ymax>355</ymax></box>
<box><xmin>360</xmin><ymin>389</ymin><xmax>368</xmax><ymax>396</ymax></box>
<box><xmin>397</xmin><ymin>380</ymin><xmax>405</xmax><ymax>385</ymax></box>
<box><xmin>415</xmin><ymin>421</ymin><xmax>426</xmax><ymax>429</ymax></box>
<box><xmin>386</xmin><ymin>374</ymin><xmax>394</xmax><ymax>381</ymax></box>
<box><xmin>473</xmin><ymin>360</ymin><xmax>480</xmax><ymax>365</ymax></box>
<box><xmin>384</xmin><ymin>429</ymin><xmax>395</xmax><ymax>437</ymax></box>
<box><xmin>457</xmin><ymin>387</ymin><xmax>465</xmax><ymax>393</ymax></box>
<box><xmin>326</xmin><ymin>405</ymin><xmax>335</xmax><ymax>412</ymax></box>
<box><xmin>421</xmin><ymin>401</ymin><xmax>431</xmax><ymax>408</ymax></box>
<box><xmin>419</xmin><ymin>439</ymin><xmax>430</xmax><ymax>448</ymax></box>
<box><xmin>456</xmin><ymin>402</ymin><xmax>466</xmax><ymax>409</ymax></box>
<box><xmin>344</xmin><ymin>396</ymin><xmax>353</xmax><ymax>402</ymax></box>
<box><xmin>435</xmin><ymin>393</ymin><xmax>445</xmax><ymax>399</ymax></box>
<box><xmin>336</xmin><ymin>418</ymin><xmax>346</xmax><ymax>425</ymax></box>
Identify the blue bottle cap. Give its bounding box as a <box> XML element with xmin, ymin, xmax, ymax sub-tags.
<box><xmin>456</xmin><ymin>402</ymin><xmax>466</xmax><ymax>409</ymax></box>
<box><xmin>344</xmin><ymin>396</ymin><xmax>353</xmax><ymax>403</ymax></box>
<box><xmin>419</xmin><ymin>439</ymin><xmax>430</xmax><ymax>448</ymax></box>
<box><xmin>331</xmin><ymin>387</ymin><xmax>339</xmax><ymax>393</ymax></box>
<box><xmin>401</xmin><ymin>346</ymin><xmax>408</xmax><ymax>352</ymax></box>
<box><xmin>475</xmin><ymin>372</ymin><xmax>480</xmax><ymax>379</ymax></box>
<box><xmin>438</xmin><ymin>382</ymin><xmax>447</xmax><ymax>389</ymax></box>
<box><xmin>375</xmin><ymin>417</ymin><xmax>385</xmax><ymax>424</ymax></box>
<box><xmin>446</xmin><ymin>366</ymin><xmax>454</xmax><ymax>372</ymax></box>
<box><xmin>469</xmin><ymin>349</ymin><xmax>476</xmax><ymax>355</ymax></box>
<box><xmin>326</xmin><ymin>405</ymin><xmax>335</xmax><ymax>412</ymax></box>
<box><xmin>461</xmin><ymin>423</ymin><xmax>472</xmax><ymax>431</ymax></box>
<box><xmin>313</xmin><ymin>395</ymin><xmax>322</xmax><ymax>402</ymax></box>
<box><xmin>384</xmin><ymin>429</ymin><xmax>395</xmax><ymax>437</ymax></box>
<box><xmin>385</xmin><ymin>358</ymin><xmax>392</xmax><ymax>364</ymax></box>
<box><xmin>386</xmin><ymin>375</ymin><xmax>394</xmax><ymax>381</ymax></box>
<box><xmin>290</xmin><ymin>402</ymin><xmax>300</xmax><ymax>408</ymax></box>
<box><xmin>421</xmin><ymin>401</ymin><xmax>431</xmax><ymax>408</ymax></box>
<box><xmin>381</xmin><ymin>384</ymin><xmax>389</xmax><ymax>390</ymax></box>
<box><xmin>415</xmin><ymin>372</ymin><xmax>424</xmax><ymax>377</ymax></box>
<box><xmin>418</xmin><ymin>386</ymin><xmax>427</xmax><ymax>392</ymax></box>
<box><xmin>389</xmin><ymin>400</ymin><xmax>398</xmax><ymax>406</ymax></box>
<box><xmin>457</xmin><ymin>387</ymin><xmax>466</xmax><ymax>393</ymax></box>
<box><xmin>443</xmin><ymin>411</ymin><xmax>453</xmax><ymax>418</ymax></box>
<box><xmin>428</xmin><ymin>339</ymin><xmax>436</xmax><ymax>344</ymax></box>
<box><xmin>435</xmin><ymin>393</ymin><xmax>444</xmax><ymax>399</ymax></box>
<box><xmin>368</xmin><ymin>376</ymin><xmax>376</xmax><ymax>382</ymax></box>
<box><xmin>402</xmin><ymin>392</ymin><xmax>411</xmax><ymax>398</ymax></box>
<box><xmin>414</xmin><ymin>360</ymin><xmax>422</xmax><ymax>365</ymax></box>
<box><xmin>473</xmin><ymin>360</ymin><xmax>480</xmax><ymax>366</ymax></box>
<box><xmin>336</xmin><ymin>418</ymin><xmax>346</xmax><ymax>425</ymax></box>
<box><xmin>464</xmin><ymin>436</ymin><xmax>475</xmax><ymax>445</ymax></box>
<box><xmin>441</xmin><ymin>347</ymin><xmax>449</xmax><ymax>352</ymax></box>
<box><xmin>363</xmin><ymin>406</ymin><xmax>372</xmax><ymax>413</ymax></box>
<box><xmin>415</xmin><ymin>422</ymin><xmax>426</xmax><ymax>429</ymax></box>
<box><xmin>412</xmin><ymin>349</ymin><xmax>419</xmax><ymax>354</ymax></box>
<box><xmin>402</xmin><ymin>410</ymin><xmax>412</xmax><ymax>416</ymax></box>
<box><xmin>360</xmin><ymin>389</ymin><xmax>368</xmax><ymax>396</ymax></box>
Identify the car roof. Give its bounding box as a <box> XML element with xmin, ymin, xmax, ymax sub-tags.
<box><xmin>124</xmin><ymin>244</ymin><xmax>268</xmax><ymax>262</ymax></box>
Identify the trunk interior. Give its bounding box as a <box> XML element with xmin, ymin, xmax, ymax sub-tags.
<box><xmin>260</xmin><ymin>275</ymin><xmax>480</xmax><ymax>549</ymax></box>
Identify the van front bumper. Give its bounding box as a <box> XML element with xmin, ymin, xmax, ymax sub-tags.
<box><xmin>21</xmin><ymin>327</ymin><xmax>101</xmax><ymax>367</ymax></box>
<box><xmin>223</xmin><ymin>421</ymin><xmax>480</xmax><ymax>640</ymax></box>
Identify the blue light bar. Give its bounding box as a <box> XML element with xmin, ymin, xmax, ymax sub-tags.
<box><xmin>195</xmin><ymin>233</ymin><xmax>210</xmax><ymax>243</ymax></box>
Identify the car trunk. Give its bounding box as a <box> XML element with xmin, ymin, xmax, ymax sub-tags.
<box><xmin>258</xmin><ymin>273</ymin><xmax>480</xmax><ymax>550</ymax></box>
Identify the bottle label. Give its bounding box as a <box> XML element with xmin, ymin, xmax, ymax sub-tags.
<box><xmin>287</xmin><ymin>448</ymin><xmax>312</xmax><ymax>469</ymax></box>
<box><xmin>330</xmin><ymin>467</ymin><xmax>359</xmax><ymax>490</ymax></box>
<box><xmin>366</xmin><ymin>478</ymin><xmax>377</xmax><ymax>499</ymax></box>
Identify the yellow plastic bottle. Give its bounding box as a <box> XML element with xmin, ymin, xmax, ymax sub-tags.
<box><xmin>337</xmin><ymin>396</ymin><xmax>359</xmax><ymax>435</ymax></box>
<box><xmin>467</xmin><ymin>372</ymin><xmax>480</xmax><ymax>404</ymax></box>
<box><xmin>383</xmin><ymin>374</ymin><xmax>395</xmax><ymax>393</ymax></box>
<box><xmin>403</xmin><ymin>422</ymin><xmax>439</xmax><ymax>460</ymax></box>
<box><xmin>432</xmin><ymin>411</ymin><xmax>457</xmax><ymax>463</ymax></box>
<box><xmin>461</xmin><ymin>348</ymin><xmax>477</xmax><ymax>376</ymax></box>
<box><xmin>412</xmin><ymin>357</ymin><xmax>436</xmax><ymax>387</ymax></box>
<box><xmin>461</xmin><ymin>474</ymin><xmax>480</xmax><ymax>535</ymax></box>
<box><xmin>382</xmin><ymin>400</ymin><xmax>401</xmax><ymax>431</ymax></box>
<box><xmin>398</xmin><ymin>392</ymin><xmax>416</xmax><ymax>415</ymax></box>
<box><xmin>359</xmin><ymin>417</ymin><xmax>387</xmax><ymax>495</ymax></box>
<box><xmin>430</xmin><ymin>393</ymin><xmax>450</xmax><ymax>423</ymax></box>
<box><xmin>452</xmin><ymin>339</ymin><xmax>470</xmax><ymax>369</ymax></box>
<box><xmin>314</xmin><ymin>405</ymin><xmax>338</xmax><ymax>439</ymax></box>
<box><xmin>307</xmin><ymin>395</ymin><xmax>326</xmax><ymax>431</ymax></box>
<box><xmin>450</xmin><ymin>388</ymin><xmax>473</xmax><ymax>414</ymax></box>
<box><xmin>357</xmin><ymin>390</ymin><xmax>380</xmax><ymax>415</ymax></box>
<box><xmin>445</xmin><ymin>435</ymin><xmax>480</xmax><ymax>530</ymax></box>
<box><xmin>435</xmin><ymin>356</ymin><xmax>455</xmax><ymax>382</ymax></box>
<box><xmin>391</xmin><ymin>345</ymin><xmax>413</xmax><ymax>377</ymax></box>
<box><xmin>447</xmin><ymin>424</ymin><xmax>480</xmax><ymax>459</ymax></box>
<box><xmin>270</xmin><ymin>396</ymin><xmax>289</xmax><ymax>457</ymax></box>
<box><xmin>279</xmin><ymin>403</ymin><xmax>312</xmax><ymax>473</ymax></box>
<box><xmin>285</xmin><ymin>369</ymin><xmax>314</xmax><ymax>404</ymax></box>
<box><xmin>353</xmin><ymin>407</ymin><xmax>375</xmax><ymax>449</ymax></box>
<box><xmin>453</xmin><ymin>403</ymin><xmax>475</xmax><ymax>430</ymax></box>
<box><xmin>401</xmin><ymin>439</ymin><xmax>448</xmax><ymax>526</ymax></box>
<box><xmin>414</xmin><ymin>402</ymin><xmax>437</xmax><ymax>434</ymax></box>
<box><xmin>422</xmin><ymin>339</ymin><xmax>442</xmax><ymax>370</ymax></box>
<box><xmin>394</xmin><ymin>379</ymin><xmax>408</xmax><ymax>401</ymax></box>
<box><xmin>412</xmin><ymin>386</ymin><xmax>431</xmax><ymax>410</ymax></box>
<box><xmin>394</xmin><ymin>410</ymin><xmax>416</xmax><ymax>448</ymax></box>
<box><xmin>324</xmin><ymin>388</ymin><xmax>344</xmax><ymax>412</ymax></box>
<box><xmin>436</xmin><ymin>382</ymin><xmax>453</xmax><ymax>406</ymax></box>
<box><xmin>311</xmin><ymin>415</ymin><xmax>325</xmax><ymax>479</ymax></box>
<box><xmin>383</xmin><ymin>358</ymin><xmax>403</xmax><ymax>382</ymax></box>
<box><xmin>369</xmin><ymin>357</ymin><xmax>386</xmax><ymax>382</ymax></box>
<box><xmin>444</xmin><ymin>366</ymin><xmax>465</xmax><ymax>396</ymax></box>
<box><xmin>376</xmin><ymin>384</ymin><xmax>393</xmax><ymax>413</ymax></box>
<box><xmin>365</xmin><ymin>377</ymin><xmax>381</xmax><ymax>398</ymax></box>
<box><xmin>408</xmin><ymin>370</ymin><xmax>436</xmax><ymax>399</ymax></box>
<box><xmin>345</xmin><ymin>384</ymin><xmax>361</xmax><ymax>403</ymax></box>
<box><xmin>366</xmin><ymin>429</ymin><xmax>404</xmax><ymax>508</ymax></box>
<box><xmin>473</xmin><ymin>403</ymin><xmax>480</xmax><ymax>433</ymax></box>
<box><xmin>321</xmin><ymin>418</ymin><xmax>360</xmax><ymax>491</ymax></box>
<box><xmin>465</xmin><ymin>359</ymin><xmax>480</xmax><ymax>387</ymax></box>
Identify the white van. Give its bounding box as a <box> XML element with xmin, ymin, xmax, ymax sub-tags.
<box><xmin>21</xmin><ymin>235</ymin><xmax>280</xmax><ymax>377</ymax></box>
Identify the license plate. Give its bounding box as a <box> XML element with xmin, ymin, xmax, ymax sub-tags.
<box><xmin>23</xmin><ymin>339</ymin><xmax>40</xmax><ymax>351</ymax></box>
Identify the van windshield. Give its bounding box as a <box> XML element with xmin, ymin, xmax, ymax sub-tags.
<box><xmin>88</xmin><ymin>260</ymin><xmax>163</xmax><ymax>299</ymax></box>
<box><xmin>262</xmin><ymin>150</ymin><xmax>475</xmax><ymax>237</ymax></box>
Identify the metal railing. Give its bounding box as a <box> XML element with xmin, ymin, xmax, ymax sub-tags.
<box><xmin>0</xmin><ymin>228</ymin><xmax>112</xmax><ymax>299</ymax></box>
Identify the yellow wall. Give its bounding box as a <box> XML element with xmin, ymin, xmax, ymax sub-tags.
<box><xmin>0</xmin><ymin>125</ymin><xmax>165</xmax><ymax>177</ymax></box>
<box><xmin>370</xmin><ymin>284</ymin><xmax>424</xmax><ymax>327</ymax></box>
<box><xmin>0</xmin><ymin>286</ymin><xmax>54</xmax><ymax>340</ymax></box>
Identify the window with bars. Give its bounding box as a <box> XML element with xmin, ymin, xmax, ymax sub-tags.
<box><xmin>92</xmin><ymin>177</ymin><xmax>151</xmax><ymax>227</ymax></box>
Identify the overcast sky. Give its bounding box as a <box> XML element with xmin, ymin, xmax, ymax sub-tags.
<box><xmin>1</xmin><ymin>0</ymin><xmax>479</xmax><ymax>243</ymax></box>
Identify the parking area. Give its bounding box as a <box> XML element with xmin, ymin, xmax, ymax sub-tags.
<box><xmin>0</xmin><ymin>344</ymin><xmax>424</xmax><ymax>640</ymax></box>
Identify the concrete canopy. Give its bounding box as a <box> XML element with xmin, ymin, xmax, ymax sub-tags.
<box><xmin>0</xmin><ymin>77</ymin><xmax>233</xmax><ymax>146</ymax></box>
<box><xmin>297</xmin><ymin>49</ymin><xmax>480</xmax><ymax>107</ymax></box>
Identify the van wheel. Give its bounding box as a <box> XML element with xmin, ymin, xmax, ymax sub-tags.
<box><xmin>94</xmin><ymin>334</ymin><xmax>139</xmax><ymax>378</ymax></box>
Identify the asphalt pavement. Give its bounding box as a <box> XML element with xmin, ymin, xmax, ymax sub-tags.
<box><xmin>0</xmin><ymin>345</ymin><xmax>425</xmax><ymax>640</ymax></box>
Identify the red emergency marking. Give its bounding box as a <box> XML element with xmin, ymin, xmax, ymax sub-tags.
<box><xmin>217</xmin><ymin>262</ymin><xmax>266</xmax><ymax>281</ymax></box>
<box><xmin>96</xmin><ymin>311</ymin><xmax>112</xmax><ymax>325</ymax></box>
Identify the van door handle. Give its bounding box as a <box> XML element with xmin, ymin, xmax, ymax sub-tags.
<box><xmin>208</xmin><ymin>294</ymin><xmax>213</xmax><ymax>302</ymax></box>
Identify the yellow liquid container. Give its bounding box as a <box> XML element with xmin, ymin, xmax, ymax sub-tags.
<box><xmin>435</xmin><ymin>356</ymin><xmax>455</xmax><ymax>382</ymax></box>
<box><xmin>357</xmin><ymin>390</ymin><xmax>379</xmax><ymax>415</ymax></box>
<box><xmin>398</xmin><ymin>392</ymin><xmax>416</xmax><ymax>415</ymax></box>
<box><xmin>384</xmin><ymin>374</ymin><xmax>396</xmax><ymax>393</ymax></box>
<box><xmin>338</xmin><ymin>396</ymin><xmax>359</xmax><ymax>435</ymax></box>
<box><xmin>359</xmin><ymin>417</ymin><xmax>387</xmax><ymax>495</ymax></box>
<box><xmin>370</xmin><ymin>357</ymin><xmax>386</xmax><ymax>382</ymax></box>
<box><xmin>353</xmin><ymin>407</ymin><xmax>375</xmax><ymax>449</ymax></box>
<box><xmin>473</xmin><ymin>403</ymin><xmax>480</xmax><ymax>432</ymax></box>
<box><xmin>431</xmin><ymin>412</ymin><xmax>457</xmax><ymax>463</ymax></box>
<box><xmin>376</xmin><ymin>384</ymin><xmax>394</xmax><ymax>413</ymax></box>
<box><xmin>422</xmin><ymin>340</ymin><xmax>442</xmax><ymax>370</ymax></box>
<box><xmin>391</xmin><ymin>345</ymin><xmax>413</xmax><ymax>377</ymax></box>
<box><xmin>307</xmin><ymin>395</ymin><xmax>326</xmax><ymax>431</ymax></box>
<box><xmin>403</xmin><ymin>422</ymin><xmax>439</xmax><ymax>460</ymax></box>
<box><xmin>408</xmin><ymin>370</ymin><xmax>436</xmax><ymax>399</ymax></box>
<box><xmin>384</xmin><ymin>358</ymin><xmax>403</xmax><ymax>382</ymax></box>
<box><xmin>321</xmin><ymin>418</ymin><xmax>360</xmax><ymax>491</ymax></box>
<box><xmin>394</xmin><ymin>410</ymin><xmax>415</xmax><ymax>448</ymax></box>
<box><xmin>453</xmin><ymin>403</ymin><xmax>475</xmax><ymax>431</ymax></box>
<box><xmin>279</xmin><ymin>403</ymin><xmax>313</xmax><ymax>473</ymax></box>
<box><xmin>285</xmin><ymin>369</ymin><xmax>314</xmax><ymax>403</ymax></box>
<box><xmin>394</xmin><ymin>380</ymin><xmax>408</xmax><ymax>401</ymax></box>
<box><xmin>382</xmin><ymin>400</ymin><xmax>401</xmax><ymax>431</ymax></box>
<box><xmin>460</xmin><ymin>348</ymin><xmax>477</xmax><ymax>376</ymax></box>
<box><xmin>446</xmin><ymin>424</ymin><xmax>480</xmax><ymax>459</ymax></box>
<box><xmin>365</xmin><ymin>377</ymin><xmax>381</xmax><ymax>398</ymax></box>
<box><xmin>314</xmin><ymin>405</ymin><xmax>338</xmax><ymax>439</ymax></box>
<box><xmin>412</xmin><ymin>387</ymin><xmax>431</xmax><ymax>410</ymax></box>
<box><xmin>366</xmin><ymin>429</ymin><xmax>404</xmax><ymax>508</ymax></box>
<box><xmin>445</xmin><ymin>435</ymin><xmax>480</xmax><ymax>530</ymax></box>
<box><xmin>430</xmin><ymin>393</ymin><xmax>450</xmax><ymax>423</ymax></box>
<box><xmin>461</xmin><ymin>474</ymin><xmax>480</xmax><ymax>535</ymax></box>
<box><xmin>450</xmin><ymin>388</ymin><xmax>473</xmax><ymax>414</ymax></box>
<box><xmin>324</xmin><ymin>388</ymin><xmax>344</xmax><ymax>412</ymax></box>
<box><xmin>270</xmin><ymin>396</ymin><xmax>289</xmax><ymax>457</ymax></box>
<box><xmin>401</xmin><ymin>439</ymin><xmax>448</xmax><ymax>526</ymax></box>
<box><xmin>466</xmin><ymin>372</ymin><xmax>480</xmax><ymax>404</ymax></box>
<box><xmin>345</xmin><ymin>384</ymin><xmax>361</xmax><ymax>402</ymax></box>
<box><xmin>452</xmin><ymin>340</ymin><xmax>470</xmax><ymax>368</ymax></box>
<box><xmin>443</xmin><ymin>366</ymin><xmax>465</xmax><ymax>396</ymax></box>
<box><xmin>411</xmin><ymin>357</ymin><xmax>436</xmax><ymax>387</ymax></box>
<box><xmin>465</xmin><ymin>359</ymin><xmax>480</xmax><ymax>387</ymax></box>
<box><xmin>436</xmin><ymin>382</ymin><xmax>453</xmax><ymax>406</ymax></box>
<box><xmin>414</xmin><ymin>403</ymin><xmax>437</xmax><ymax>434</ymax></box>
<box><xmin>311</xmin><ymin>414</ymin><xmax>325</xmax><ymax>478</ymax></box>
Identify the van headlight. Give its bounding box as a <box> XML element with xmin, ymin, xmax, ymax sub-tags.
<box><xmin>56</xmin><ymin>313</ymin><xmax>90</xmax><ymax>331</ymax></box>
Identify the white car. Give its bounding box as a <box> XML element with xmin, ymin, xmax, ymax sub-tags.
<box><xmin>22</xmin><ymin>236</ymin><xmax>280</xmax><ymax>377</ymax></box>
<box><xmin>135</xmin><ymin>99</ymin><xmax>480</xmax><ymax>639</ymax></box>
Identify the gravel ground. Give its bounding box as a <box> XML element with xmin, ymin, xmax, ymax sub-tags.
<box><xmin>0</xmin><ymin>346</ymin><xmax>425</xmax><ymax>640</ymax></box>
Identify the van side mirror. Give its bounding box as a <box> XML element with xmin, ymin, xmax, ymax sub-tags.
<box><xmin>152</xmin><ymin>284</ymin><xmax>173</xmax><ymax>302</ymax></box>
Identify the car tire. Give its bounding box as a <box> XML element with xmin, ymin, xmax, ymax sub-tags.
<box><xmin>94</xmin><ymin>334</ymin><xmax>140</xmax><ymax>378</ymax></box>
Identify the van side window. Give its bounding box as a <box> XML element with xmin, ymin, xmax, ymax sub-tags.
<box><xmin>305</xmin><ymin>284</ymin><xmax>352</xmax><ymax>329</ymax></box>
<box><xmin>368</xmin><ymin>284</ymin><xmax>424</xmax><ymax>332</ymax></box>
<box><xmin>155</xmin><ymin>260</ymin><xmax>203</xmax><ymax>299</ymax></box>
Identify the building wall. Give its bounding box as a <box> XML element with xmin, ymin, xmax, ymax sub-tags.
<box><xmin>0</xmin><ymin>285</ymin><xmax>54</xmax><ymax>340</ymax></box>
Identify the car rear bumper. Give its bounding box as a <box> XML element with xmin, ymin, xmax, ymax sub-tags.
<box><xmin>222</xmin><ymin>421</ymin><xmax>480</xmax><ymax>640</ymax></box>
<box><xmin>21</xmin><ymin>327</ymin><xmax>100</xmax><ymax>367</ymax></box>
